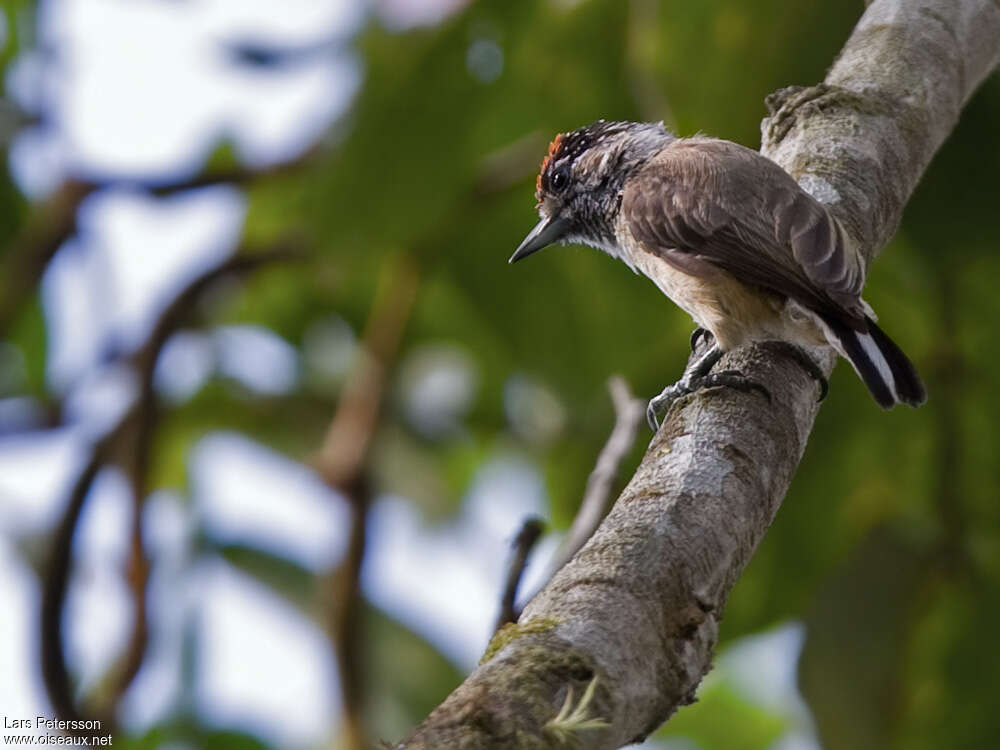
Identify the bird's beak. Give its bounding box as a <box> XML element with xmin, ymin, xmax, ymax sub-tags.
<box><xmin>509</xmin><ymin>215</ymin><xmax>570</xmax><ymax>264</ymax></box>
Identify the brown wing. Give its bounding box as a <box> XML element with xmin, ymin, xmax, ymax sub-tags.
<box><xmin>623</xmin><ymin>137</ymin><xmax>867</xmax><ymax>326</ymax></box>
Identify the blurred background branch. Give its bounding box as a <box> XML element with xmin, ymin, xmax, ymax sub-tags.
<box><xmin>39</xmin><ymin>240</ymin><xmax>302</xmax><ymax>736</ymax></box>
<box><xmin>315</xmin><ymin>252</ymin><xmax>419</xmax><ymax>750</ymax></box>
<box><xmin>0</xmin><ymin>154</ymin><xmax>315</xmax><ymax>339</ymax></box>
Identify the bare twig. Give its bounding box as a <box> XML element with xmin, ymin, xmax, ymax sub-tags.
<box><xmin>545</xmin><ymin>377</ymin><xmax>645</xmax><ymax>583</ymax></box>
<box><xmin>38</xmin><ymin>240</ymin><xmax>301</xmax><ymax>732</ymax></box>
<box><xmin>495</xmin><ymin>517</ymin><xmax>546</xmax><ymax>633</ymax></box>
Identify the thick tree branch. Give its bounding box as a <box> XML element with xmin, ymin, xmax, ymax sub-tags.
<box><xmin>399</xmin><ymin>1</ymin><xmax>1000</xmax><ymax>747</ymax></box>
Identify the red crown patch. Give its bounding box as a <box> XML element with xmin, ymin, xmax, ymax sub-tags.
<box><xmin>536</xmin><ymin>133</ymin><xmax>564</xmax><ymax>202</ymax></box>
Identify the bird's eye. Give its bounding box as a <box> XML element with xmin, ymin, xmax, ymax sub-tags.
<box><xmin>550</xmin><ymin>168</ymin><xmax>569</xmax><ymax>193</ymax></box>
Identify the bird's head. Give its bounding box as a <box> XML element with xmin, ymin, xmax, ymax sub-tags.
<box><xmin>510</xmin><ymin>120</ymin><xmax>673</xmax><ymax>263</ymax></box>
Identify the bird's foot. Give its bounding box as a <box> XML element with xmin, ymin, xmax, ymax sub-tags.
<box><xmin>689</xmin><ymin>327</ymin><xmax>714</xmax><ymax>353</ymax></box>
<box><xmin>646</xmin><ymin>370</ymin><xmax>771</xmax><ymax>431</ymax></box>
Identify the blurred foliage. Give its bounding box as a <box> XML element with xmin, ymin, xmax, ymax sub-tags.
<box><xmin>2</xmin><ymin>0</ymin><xmax>999</xmax><ymax>748</ymax></box>
<box><xmin>656</xmin><ymin>679</ymin><xmax>787</xmax><ymax>750</ymax></box>
<box><xmin>0</xmin><ymin>1</ymin><xmax>29</xmax><ymax>283</ymax></box>
<box><xmin>360</xmin><ymin>604</ymin><xmax>464</xmax><ymax>742</ymax></box>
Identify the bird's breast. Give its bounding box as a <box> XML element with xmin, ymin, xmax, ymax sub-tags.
<box><xmin>612</xmin><ymin>222</ymin><xmax>803</xmax><ymax>350</ymax></box>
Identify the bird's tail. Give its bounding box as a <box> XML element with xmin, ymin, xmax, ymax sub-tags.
<box><xmin>820</xmin><ymin>314</ymin><xmax>927</xmax><ymax>408</ymax></box>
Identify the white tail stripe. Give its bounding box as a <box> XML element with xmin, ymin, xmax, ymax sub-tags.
<box><xmin>857</xmin><ymin>331</ymin><xmax>898</xmax><ymax>401</ymax></box>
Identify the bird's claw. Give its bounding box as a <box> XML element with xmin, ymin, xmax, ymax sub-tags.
<box><xmin>689</xmin><ymin>327</ymin><xmax>713</xmax><ymax>353</ymax></box>
<box><xmin>647</xmin><ymin>385</ymin><xmax>681</xmax><ymax>431</ymax></box>
<box><xmin>646</xmin><ymin>370</ymin><xmax>772</xmax><ymax>431</ymax></box>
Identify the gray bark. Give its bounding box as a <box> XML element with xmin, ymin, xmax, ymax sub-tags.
<box><xmin>398</xmin><ymin>1</ymin><xmax>1000</xmax><ymax>748</ymax></box>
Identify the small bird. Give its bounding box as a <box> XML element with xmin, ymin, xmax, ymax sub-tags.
<box><xmin>510</xmin><ymin>120</ymin><xmax>926</xmax><ymax>429</ymax></box>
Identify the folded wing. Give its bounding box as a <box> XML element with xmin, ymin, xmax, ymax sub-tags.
<box><xmin>623</xmin><ymin>137</ymin><xmax>868</xmax><ymax>328</ymax></box>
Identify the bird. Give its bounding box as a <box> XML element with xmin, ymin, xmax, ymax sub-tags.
<box><xmin>509</xmin><ymin>120</ymin><xmax>926</xmax><ymax>429</ymax></box>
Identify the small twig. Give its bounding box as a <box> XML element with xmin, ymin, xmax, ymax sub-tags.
<box><xmin>545</xmin><ymin>376</ymin><xmax>645</xmax><ymax>581</ymax></box>
<box><xmin>494</xmin><ymin>517</ymin><xmax>546</xmax><ymax>633</ymax></box>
